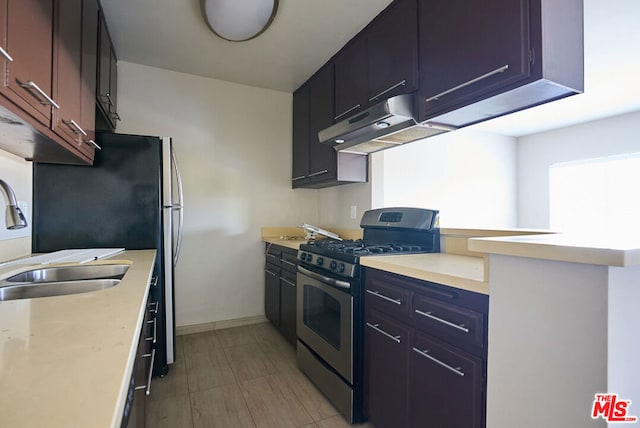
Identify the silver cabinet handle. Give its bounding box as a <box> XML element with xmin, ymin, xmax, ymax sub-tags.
<box><xmin>308</xmin><ymin>169</ymin><xmax>329</xmax><ymax>177</ymax></box>
<box><xmin>146</xmin><ymin>318</ymin><xmax>157</xmax><ymax>344</ymax></box>
<box><xmin>0</xmin><ymin>46</ymin><xmax>13</xmax><ymax>62</ymax></box>
<box><xmin>412</xmin><ymin>347</ymin><xmax>464</xmax><ymax>377</ymax></box>
<box><xmin>110</xmin><ymin>111</ymin><xmax>121</xmax><ymax>121</ymax></box>
<box><xmin>281</xmin><ymin>278</ymin><xmax>296</xmax><ymax>287</ymax></box>
<box><xmin>369</xmin><ymin>80</ymin><xmax>406</xmax><ymax>102</ymax></box>
<box><xmin>425</xmin><ymin>64</ymin><xmax>509</xmax><ymax>102</ymax></box>
<box><xmin>280</xmin><ymin>259</ymin><xmax>296</xmax><ymax>267</ymax></box>
<box><xmin>62</xmin><ymin>119</ymin><xmax>88</xmax><ymax>136</ymax></box>
<box><xmin>292</xmin><ymin>175</ymin><xmax>307</xmax><ymax>181</ymax></box>
<box><xmin>148</xmin><ymin>301</ymin><xmax>159</xmax><ymax>314</ymax></box>
<box><xmin>20</xmin><ymin>81</ymin><xmax>60</xmax><ymax>109</ymax></box>
<box><xmin>366</xmin><ymin>289</ymin><xmax>402</xmax><ymax>305</ymax></box>
<box><xmin>334</xmin><ymin>104</ymin><xmax>361</xmax><ymax>121</ymax></box>
<box><xmin>150</xmin><ymin>276</ymin><xmax>159</xmax><ymax>287</ymax></box>
<box><xmin>414</xmin><ymin>309</ymin><xmax>469</xmax><ymax>333</ymax></box>
<box><xmin>366</xmin><ymin>322</ymin><xmax>401</xmax><ymax>344</ymax></box>
<box><xmin>266</xmin><ymin>270</ymin><xmax>278</xmax><ymax>277</ymax></box>
<box><xmin>84</xmin><ymin>140</ymin><xmax>102</xmax><ymax>150</ymax></box>
<box><xmin>101</xmin><ymin>93</ymin><xmax>114</xmax><ymax>107</ymax></box>
<box><xmin>298</xmin><ymin>265</ymin><xmax>351</xmax><ymax>289</ymax></box>
<box><xmin>136</xmin><ymin>348</ymin><xmax>156</xmax><ymax>395</ymax></box>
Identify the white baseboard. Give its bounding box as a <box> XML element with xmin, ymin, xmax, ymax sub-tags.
<box><xmin>176</xmin><ymin>314</ymin><xmax>268</xmax><ymax>336</ymax></box>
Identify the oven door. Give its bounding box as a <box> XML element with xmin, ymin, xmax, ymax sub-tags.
<box><xmin>297</xmin><ymin>265</ymin><xmax>353</xmax><ymax>384</ymax></box>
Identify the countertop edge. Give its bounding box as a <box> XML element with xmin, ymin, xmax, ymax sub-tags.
<box><xmin>360</xmin><ymin>254</ymin><xmax>488</xmax><ymax>295</ymax></box>
<box><xmin>468</xmin><ymin>235</ymin><xmax>640</xmax><ymax>267</ymax></box>
<box><xmin>110</xmin><ymin>253</ymin><xmax>155</xmax><ymax>428</ymax></box>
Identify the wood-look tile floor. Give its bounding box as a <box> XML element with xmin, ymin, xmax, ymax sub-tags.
<box><xmin>145</xmin><ymin>322</ymin><xmax>374</xmax><ymax>428</ymax></box>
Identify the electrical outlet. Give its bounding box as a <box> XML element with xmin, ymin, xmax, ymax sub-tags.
<box><xmin>350</xmin><ymin>205</ymin><xmax>357</xmax><ymax>219</ymax></box>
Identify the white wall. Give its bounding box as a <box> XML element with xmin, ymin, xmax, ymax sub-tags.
<box><xmin>116</xmin><ymin>62</ymin><xmax>318</xmax><ymax>327</ymax></box>
<box><xmin>517</xmin><ymin>110</ymin><xmax>640</xmax><ymax>229</ymax></box>
<box><xmin>0</xmin><ymin>149</ymin><xmax>32</xmax><ymax>262</ymax></box>
<box><xmin>380</xmin><ymin>129</ymin><xmax>517</xmax><ymax>228</ymax></box>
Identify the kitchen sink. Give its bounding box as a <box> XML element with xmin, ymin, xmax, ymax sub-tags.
<box><xmin>0</xmin><ymin>279</ymin><xmax>121</xmax><ymax>301</ymax></box>
<box><xmin>0</xmin><ymin>264</ymin><xmax>130</xmax><ymax>301</ymax></box>
<box><xmin>3</xmin><ymin>264</ymin><xmax>130</xmax><ymax>283</ymax></box>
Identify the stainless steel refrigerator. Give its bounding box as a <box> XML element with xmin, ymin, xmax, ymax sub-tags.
<box><xmin>31</xmin><ymin>132</ymin><xmax>184</xmax><ymax>376</ymax></box>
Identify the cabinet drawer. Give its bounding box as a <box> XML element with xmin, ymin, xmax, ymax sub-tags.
<box><xmin>265</xmin><ymin>262</ymin><xmax>281</xmax><ymax>278</ymax></box>
<box><xmin>366</xmin><ymin>308</ymin><xmax>411</xmax><ymax>348</ymax></box>
<box><xmin>280</xmin><ymin>250</ymin><xmax>298</xmax><ymax>273</ymax></box>
<box><xmin>412</xmin><ymin>293</ymin><xmax>485</xmax><ymax>356</ymax></box>
<box><xmin>280</xmin><ymin>268</ymin><xmax>297</xmax><ymax>285</ymax></box>
<box><xmin>365</xmin><ymin>276</ymin><xmax>412</xmax><ymax>320</ymax></box>
<box><xmin>265</xmin><ymin>245</ymin><xmax>282</xmax><ymax>266</ymax></box>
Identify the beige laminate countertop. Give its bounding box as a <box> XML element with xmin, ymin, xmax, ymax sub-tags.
<box><xmin>360</xmin><ymin>253</ymin><xmax>488</xmax><ymax>295</ymax></box>
<box><xmin>0</xmin><ymin>249</ymin><xmax>156</xmax><ymax>428</ymax></box>
<box><xmin>468</xmin><ymin>233</ymin><xmax>640</xmax><ymax>267</ymax></box>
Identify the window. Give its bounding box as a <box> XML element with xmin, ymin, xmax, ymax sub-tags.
<box><xmin>549</xmin><ymin>154</ymin><xmax>640</xmax><ymax>235</ymax></box>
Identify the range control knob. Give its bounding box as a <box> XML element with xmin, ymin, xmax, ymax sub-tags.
<box><xmin>338</xmin><ymin>263</ymin><xmax>345</xmax><ymax>273</ymax></box>
<box><xmin>316</xmin><ymin>257</ymin><xmax>324</xmax><ymax>266</ymax></box>
<box><xmin>329</xmin><ymin>261</ymin><xmax>337</xmax><ymax>270</ymax></box>
<box><xmin>299</xmin><ymin>253</ymin><xmax>307</xmax><ymax>261</ymax></box>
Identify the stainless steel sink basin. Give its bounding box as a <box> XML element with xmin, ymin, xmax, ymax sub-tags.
<box><xmin>4</xmin><ymin>264</ymin><xmax>130</xmax><ymax>283</ymax></box>
<box><xmin>0</xmin><ymin>279</ymin><xmax>120</xmax><ymax>301</ymax></box>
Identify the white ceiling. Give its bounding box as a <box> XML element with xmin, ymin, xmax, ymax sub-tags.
<box><xmin>101</xmin><ymin>0</ymin><xmax>640</xmax><ymax>137</ymax></box>
<box><xmin>100</xmin><ymin>0</ymin><xmax>393</xmax><ymax>93</ymax></box>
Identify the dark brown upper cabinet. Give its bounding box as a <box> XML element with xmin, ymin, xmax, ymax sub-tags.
<box><xmin>292</xmin><ymin>64</ymin><xmax>367</xmax><ymax>189</ymax></box>
<box><xmin>334</xmin><ymin>37</ymin><xmax>368</xmax><ymax>122</ymax></box>
<box><xmin>292</xmin><ymin>84</ymin><xmax>311</xmax><ymax>188</ymax></box>
<box><xmin>0</xmin><ymin>0</ymin><xmax>99</xmax><ymax>164</ymax></box>
<box><xmin>418</xmin><ymin>0</ymin><xmax>583</xmax><ymax>127</ymax></box>
<box><xmin>308</xmin><ymin>64</ymin><xmax>338</xmax><ymax>184</ymax></box>
<box><xmin>96</xmin><ymin>10</ymin><xmax>118</xmax><ymax>130</ymax></box>
<box><xmin>53</xmin><ymin>0</ymin><xmax>95</xmax><ymax>160</ymax></box>
<box><xmin>80</xmin><ymin>0</ymin><xmax>99</xmax><ymax>150</ymax></box>
<box><xmin>2</xmin><ymin>0</ymin><xmax>55</xmax><ymax>128</ymax></box>
<box><xmin>366</xmin><ymin>0</ymin><xmax>419</xmax><ymax>103</ymax></box>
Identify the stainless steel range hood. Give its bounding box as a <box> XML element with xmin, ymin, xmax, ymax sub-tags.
<box><xmin>318</xmin><ymin>94</ymin><xmax>456</xmax><ymax>155</ymax></box>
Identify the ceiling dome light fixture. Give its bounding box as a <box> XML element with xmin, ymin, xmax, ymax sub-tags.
<box><xmin>201</xmin><ymin>0</ymin><xmax>279</xmax><ymax>42</ymax></box>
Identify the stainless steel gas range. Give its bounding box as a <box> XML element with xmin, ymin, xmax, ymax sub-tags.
<box><xmin>296</xmin><ymin>207</ymin><xmax>441</xmax><ymax>423</ymax></box>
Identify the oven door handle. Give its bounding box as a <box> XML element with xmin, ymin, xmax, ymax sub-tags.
<box><xmin>297</xmin><ymin>265</ymin><xmax>351</xmax><ymax>290</ymax></box>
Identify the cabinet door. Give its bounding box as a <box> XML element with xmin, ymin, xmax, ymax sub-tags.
<box><xmin>265</xmin><ymin>264</ymin><xmax>281</xmax><ymax>328</ymax></box>
<box><xmin>334</xmin><ymin>37</ymin><xmax>367</xmax><ymax>121</ymax></box>
<box><xmin>108</xmin><ymin>43</ymin><xmax>118</xmax><ymax>124</ymax></box>
<box><xmin>53</xmin><ymin>0</ymin><xmax>84</xmax><ymax>146</ymax></box>
<box><xmin>292</xmin><ymin>85</ymin><xmax>310</xmax><ymax>187</ymax></box>
<box><xmin>365</xmin><ymin>308</ymin><xmax>410</xmax><ymax>428</ymax></box>
<box><xmin>409</xmin><ymin>332</ymin><xmax>485</xmax><ymax>428</ymax></box>
<box><xmin>0</xmin><ymin>0</ymin><xmax>8</xmax><ymax>84</ymax></box>
<box><xmin>280</xmin><ymin>270</ymin><xmax>297</xmax><ymax>345</ymax></box>
<box><xmin>80</xmin><ymin>0</ymin><xmax>99</xmax><ymax>151</ymax></box>
<box><xmin>418</xmin><ymin>0</ymin><xmax>531</xmax><ymax>122</ymax></box>
<box><xmin>367</xmin><ymin>0</ymin><xmax>418</xmax><ymax>103</ymax></box>
<box><xmin>96</xmin><ymin>10</ymin><xmax>115</xmax><ymax>128</ymax></box>
<box><xmin>308</xmin><ymin>64</ymin><xmax>336</xmax><ymax>184</ymax></box>
<box><xmin>4</xmin><ymin>0</ymin><xmax>55</xmax><ymax>127</ymax></box>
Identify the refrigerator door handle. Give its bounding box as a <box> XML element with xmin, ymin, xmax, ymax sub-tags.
<box><xmin>171</xmin><ymin>147</ymin><xmax>185</xmax><ymax>268</ymax></box>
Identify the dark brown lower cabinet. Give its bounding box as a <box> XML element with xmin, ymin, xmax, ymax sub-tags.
<box><xmin>279</xmin><ymin>269</ymin><xmax>297</xmax><ymax>344</ymax></box>
<box><xmin>264</xmin><ymin>262</ymin><xmax>281</xmax><ymax>328</ymax></box>
<box><xmin>409</xmin><ymin>332</ymin><xmax>485</xmax><ymax>428</ymax></box>
<box><xmin>364</xmin><ymin>268</ymin><xmax>488</xmax><ymax>428</ymax></box>
<box><xmin>365</xmin><ymin>309</ymin><xmax>410</xmax><ymax>428</ymax></box>
<box><xmin>264</xmin><ymin>244</ymin><xmax>298</xmax><ymax>344</ymax></box>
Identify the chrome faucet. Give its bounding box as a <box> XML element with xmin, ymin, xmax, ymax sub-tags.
<box><xmin>0</xmin><ymin>179</ymin><xmax>28</xmax><ymax>229</ymax></box>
